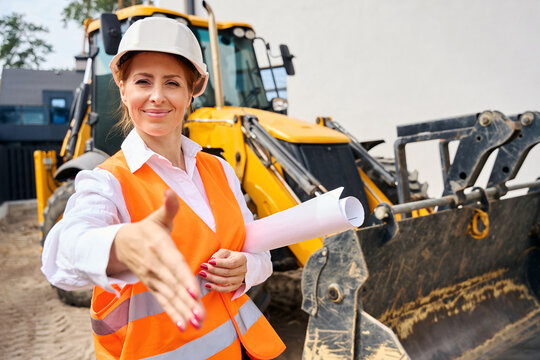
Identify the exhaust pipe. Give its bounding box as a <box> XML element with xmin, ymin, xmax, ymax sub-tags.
<box><xmin>202</xmin><ymin>1</ymin><xmax>224</xmax><ymax>108</ymax></box>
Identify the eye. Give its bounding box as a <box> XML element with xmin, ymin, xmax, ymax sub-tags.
<box><xmin>135</xmin><ymin>79</ymin><xmax>150</xmax><ymax>85</ymax></box>
<box><xmin>166</xmin><ymin>80</ymin><xmax>180</xmax><ymax>87</ymax></box>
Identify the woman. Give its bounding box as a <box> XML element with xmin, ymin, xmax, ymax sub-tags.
<box><xmin>41</xmin><ymin>17</ymin><xmax>285</xmax><ymax>359</ymax></box>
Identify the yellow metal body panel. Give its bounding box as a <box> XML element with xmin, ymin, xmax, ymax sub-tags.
<box><xmin>34</xmin><ymin>150</ymin><xmax>59</xmax><ymax>225</ymax></box>
<box><xmin>73</xmin><ymin>113</ymin><xmax>92</xmax><ymax>158</ymax></box>
<box><xmin>88</xmin><ymin>5</ymin><xmax>253</xmax><ymax>34</ymax></box>
<box><xmin>189</xmin><ymin>107</ymin><xmax>349</xmax><ymax>144</ymax></box>
<box><xmin>59</xmin><ymin>111</ymin><xmax>92</xmax><ymax>159</ymax></box>
<box><xmin>186</xmin><ymin>108</ymin><xmax>247</xmax><ymax>182</ymax></box>
<box><xmin>59</xmin><ymin>129</ymin><xmax>70</xmax><ymax>158</ymax></box>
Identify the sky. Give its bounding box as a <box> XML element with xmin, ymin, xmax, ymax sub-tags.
<box><xmin>0</xmin><ymin>0</ymin><xmax>82</xmax><ymax>70</ymax></box>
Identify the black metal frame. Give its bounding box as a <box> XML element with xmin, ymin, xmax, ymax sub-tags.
<box><xmin>393</xmin><ymin>111</ymin><xmax>522</xmax><ymax>209</ymax></box>
<box><xmin>487</xmin><ymin>111</ymin><xmax>540</xmax><ymax>187</ymax></box>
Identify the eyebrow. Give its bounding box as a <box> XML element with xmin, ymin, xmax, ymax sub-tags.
<box><xmin>133</xmin><ymin>73</ymin><xmax>183</xmax><ymax>79</ymax></box>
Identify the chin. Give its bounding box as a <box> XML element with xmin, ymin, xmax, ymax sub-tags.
<box><xmin>139</xmin><ymin>126</ymin><xmax>180</xmax><ymax>138</ymax></box>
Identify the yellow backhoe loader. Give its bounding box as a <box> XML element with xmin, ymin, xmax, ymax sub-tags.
<box><xmin>34</xmin><ymin>3</ymin><xmax>540</xmax><ymax>359</ymax></box>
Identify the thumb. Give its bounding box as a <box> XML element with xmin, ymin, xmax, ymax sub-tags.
<box><xmin>210</xmin><ymin>248</ymin><xmax>231</xmax><ymax>260</ymax></box>
<box><xmin>148</xmin><ymin>189</ymin><xmax>179</xmax><ymax>232</ymax></box>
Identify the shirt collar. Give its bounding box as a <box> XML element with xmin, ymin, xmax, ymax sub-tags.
<box><xmin>121</xmin><ymin>129</ymin><xmax>202</xmax><ymax>174</ymax></box>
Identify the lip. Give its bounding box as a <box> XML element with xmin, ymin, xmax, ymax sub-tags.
<box><xmin>142</xmin><ymin>109</ymin><xmax>171</xmax><ymax>118</ymax></box>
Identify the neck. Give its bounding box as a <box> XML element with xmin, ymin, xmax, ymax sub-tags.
<box><xmin>136</xmin><ymin>128</ymin><xmax>186</xmax><ymax>170</ymax></box>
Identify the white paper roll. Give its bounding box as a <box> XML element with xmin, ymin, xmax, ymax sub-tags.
<box><xmin>242</xmin><ymin>187</ymin><xmax>364</xmax><ymax>253</ymax></box>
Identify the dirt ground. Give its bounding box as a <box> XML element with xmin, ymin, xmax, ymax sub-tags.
<box><xmin>0</xmin><ymin>201</ymin><xmax>307</xmax><ymax>359</ymax></box>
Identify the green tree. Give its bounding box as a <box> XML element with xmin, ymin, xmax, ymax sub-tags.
<box><xmin>0</xmin><ymin>13</ymin><xmax>53</xmax><ymax>69</ymax></box>
<box><xmin>62</xmin><ymin>0</ymin><xmax>144</xmax><ymax>27</ymax></box>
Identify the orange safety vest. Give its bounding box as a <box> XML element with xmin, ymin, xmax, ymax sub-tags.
<box><xmin>92</xmin><ymin>150</ymin><xmax>285</xmax><ymax>360</ymax></box>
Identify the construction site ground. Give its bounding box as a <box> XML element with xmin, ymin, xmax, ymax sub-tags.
<box><xmin>0</xmin><ymin>201</ymin><xmax>307</xmax><ymax>359</ymax></box>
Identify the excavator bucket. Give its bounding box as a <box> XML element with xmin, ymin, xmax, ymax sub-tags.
<box><xmin>358</xmin><ymin>190</ymin><xmax>540</xmax><ymax>359</ymax></box>
<box><xmin>301</xmin><ymin>230</ymin><xmax>410</xmax><ymax>360</ymax></box>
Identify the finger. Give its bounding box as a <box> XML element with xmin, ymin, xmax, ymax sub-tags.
<box><xmin>206</xmin><ymin>282</ymin><xmax>244</xmax><ymax>293</ymax></box>
<box><xmin>171</xmin><ymin>252</ymin><xmax>203</xmax><ymax>301</ymax></box>
<box><xmin>149</xmin><ymin>278</ymin><xmax>195</xmax><ymax>330</ymax></box>
<box><xmin>206</xmin><ymin>251</ymin><xmax>246</xmax><ymax>269</ymax></box>
<box><xmin>145</xmin><ymin>258</ymin><xmax>199</xmax><ymax>308</ymax></box>
<box><xmin>148</xmin><ymin>189</ymin><xmax>179</xmax><ymax>232</ymax></box>
<box><xmin>148</xmin><ymin>236</ymin><xmax>206</xmax><ymax>322</ymax></box>
<box><xmin>152</xmin><ymin>288</ymin><xmax>204</xmax><ymax>330</ymax></box>
<box><xmin>200</xmin><ymin>263</ymin><xmax>246</xmax><ymax>277</ymax></box>
<box><xmin>209</xmin><ymin>248</ymin><xmax>231</xmax><ymax>260</ymax></box>
<box><xmin>152</xmin><ymin>291</ymin><xmax>185</xmax><ymax>330</ymax></box>
<box><xmin>132</xmin><ymin>247</ymin><xmax>204</xmax><ymax>323</ymax></box>
<box><xmin>201</xmin><ymin>271</ymin><xmax>245</xmax><ymax>287</ymax></box>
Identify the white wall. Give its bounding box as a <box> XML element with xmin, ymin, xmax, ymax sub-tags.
<box><xmin>184</xmin><ymin>0</ymin><xmax>540</xmax><ymax>196</ymax></box>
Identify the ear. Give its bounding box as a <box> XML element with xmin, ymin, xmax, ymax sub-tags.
<box><xmin>119</xmin><ymin>80</ymin><xmax>127</xmax><ymax>105</ymax></box>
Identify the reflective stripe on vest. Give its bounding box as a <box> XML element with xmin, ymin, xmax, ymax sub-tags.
<box><xmin>141</xmin><ymin>299</ymin><xmax>262</xmax><ymax>360</ymax></box>
<box><xmin>92</xmin><ymin>275</ymin><xmax>215</xmax><ymax>336</ymax></box>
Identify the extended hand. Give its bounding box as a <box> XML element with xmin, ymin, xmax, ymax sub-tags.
<box><xmin>199</xmin><ymin>249</ymin><xmax>247</xmax><ymax>293</ymax></box>
<box><xmin>108</xmin><ymin>189</ymin><xmax>205</xmax><ymax>331</ymax></box>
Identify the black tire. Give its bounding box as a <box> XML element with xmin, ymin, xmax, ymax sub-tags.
<box><xmin>265</xmin><ymin>269</ymin><xmax>303</xmax><ymax>309</ymax></box>
<box><xmin>41</xmin><ymin>181</ymin><xmax>92</xmax><ymax>307</ymax></box>
<box><xmin>247</xmin><ymin>283</ymin><xmax>271</xmax><ymax>313</ymax></box>
<box><xmin>364</xmin><ymin>156</ymin><xmax>429</xmax><ymax>204</ymax></box>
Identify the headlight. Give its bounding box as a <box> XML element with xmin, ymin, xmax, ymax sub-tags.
<box><xmin>271</xmin><ymin>97</ymin><xmax>288</xmax><ymax>112</ymax></box>
<box><xmin>233</xmin><ymin>27</ymin><xmax>245</xmax><ymax>38</ymax></box>
<box><xmin>245</xmin><ymin>29</ymin><xmax>255</xmax><ymax>40</ymax></box>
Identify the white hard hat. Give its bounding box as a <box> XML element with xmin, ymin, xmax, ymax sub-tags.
<box><xmin>109</xmin><ymin>17</ymin><xmax>209</xmax><ymax>97</ymax></box>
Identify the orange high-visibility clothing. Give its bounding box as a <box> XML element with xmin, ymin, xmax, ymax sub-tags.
<box><xmin>91</xmin><ymin>150</ymin><xmax>285</xmax><ymax>360</ymax></box>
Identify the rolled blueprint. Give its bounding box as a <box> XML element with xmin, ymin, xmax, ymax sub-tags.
<box><xmin>242</xmin><ymin>187</ymin><xmax>364</xmax><ymax>253</ymax></box>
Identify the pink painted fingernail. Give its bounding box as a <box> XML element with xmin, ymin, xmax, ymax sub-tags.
<box><xmin>192</xmin><ymin>308</ymin><xmax>202</xmax><ymax>321</ymax></box>
<box><xmin>205</xmin><ymin>283</ymin><xmax>212</xmax><ymax>289</ymax></box>
<box><xmin>208</xmin><ymin>260</ymin><xmax>216</xmax><ymax>266</ymax></box>
<box><xmin>176</xmin><ymin>320</ymin><xmax>186</xmax><ymax>331</ymax></box>
<box><xmin>200</xmin><ymin>263</ymin><xmax>208</xmax><ymax>270</ymax></box>
<box><xmin>199</xmin><ymin>271</ymin><xmax>207</xmax><ymax>278</ymax></box>
<box><xmin>187</xmin><ymin>288</ymin><xmax>198</xmax><ymax>300</ymax></box>
<box><xmin>209</xmin><ymin>257</ymin><xmax>215</xmax><ymax>260</ymax></box>
<box><xmin>190</xmin><ymin>317</ymin><xmax>201</xmax><ymax>329</ymax></box>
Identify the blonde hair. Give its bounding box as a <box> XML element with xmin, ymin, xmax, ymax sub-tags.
<box><xmin>114</xmin><ymin>52</ymin><xmax>200</xmax><ymax>135</ymax></box>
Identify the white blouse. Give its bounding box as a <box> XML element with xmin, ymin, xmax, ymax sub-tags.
<box><xmin>41</xmin><ymin>130</ymin><xmax>272</xmax><ymax>298</ymax></box>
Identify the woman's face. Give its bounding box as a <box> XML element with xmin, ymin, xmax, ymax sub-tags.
<box><xmin>119</xmin><ymin>52</ymin><xmax>192</xmax><ymax>139</ymax></box>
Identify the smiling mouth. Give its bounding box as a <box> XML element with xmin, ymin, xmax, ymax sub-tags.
<box><xmin>142</xmin><ymin>109</ymin><xmax>171</xmax><ymax>117</ymax></box>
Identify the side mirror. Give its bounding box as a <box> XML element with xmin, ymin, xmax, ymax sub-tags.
<box><xmin>101</xmin><ymin>13</ymin><xmax>122</xmax><ymax>55</ymax></box>
<box><xmin>280</xmin><ymin>44</ymin><xmax>295</xmax><ymax>76</ymax></box>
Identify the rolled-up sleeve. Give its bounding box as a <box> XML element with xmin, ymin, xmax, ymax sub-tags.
<box><xmin>41</xmin><ymin>169</ymin><xmax>137</xmax><ymax>292</ymax></box>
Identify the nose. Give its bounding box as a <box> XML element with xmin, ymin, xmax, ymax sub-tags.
<box><xmin>149</xmin><ymin>85</ymin><xmax>165</xmax><ymax>105</ymax></box>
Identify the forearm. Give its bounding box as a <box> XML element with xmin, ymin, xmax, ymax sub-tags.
<box><xmin>106</xmin><ymin>225</ymin><xmax>130</xmax><ymax>276</ymax></box>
